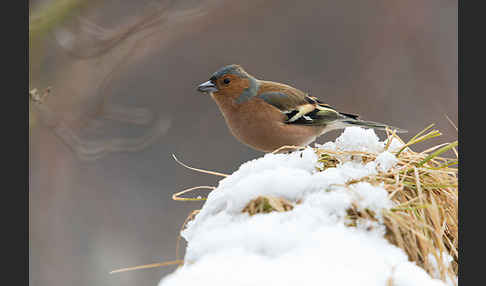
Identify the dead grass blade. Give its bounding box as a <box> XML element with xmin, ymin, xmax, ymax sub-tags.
<box><xmin>172</xmin><ymin>154</ymin><xmax>229</xmax><ymax>177</ymax></box>
<box><xmin>110</xmin><ymin>260</ymin><xmax>184</xmax><ymax>274</ymax></box>
<box><xmin>172</xmin><ymin>186</ymin><xmax>215</xmax><ymax>201</ymax></box>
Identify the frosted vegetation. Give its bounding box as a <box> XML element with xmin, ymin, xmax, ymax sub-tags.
<box><xmin>159</xmin><ymin>127</ymin><xmax>455</xmax><ymax>286</ymax></box>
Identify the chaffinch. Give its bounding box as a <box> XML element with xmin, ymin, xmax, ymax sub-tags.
<box><xmin>197</xmin><ymin>64</ymin><xmax>406</xmax><ymax>153</ymax></box>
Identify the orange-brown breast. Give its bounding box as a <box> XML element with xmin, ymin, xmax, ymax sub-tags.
<box><xmin>211</xmin><ymin>94</ymin><xmax>325</xmax><ymax>152</ymax></box>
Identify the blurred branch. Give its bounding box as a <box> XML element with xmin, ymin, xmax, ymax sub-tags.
<box><xmin>29</xmin><ymin>86</ymin><xmax>52</xmax><ymax>130</ymax></box>
<box><xmin>29</xmin><ymin>0</ymin><xmax>87</xmax><ymax>41</ymax></box>
<box><xmin>52</xmin><ymin>0</ymin><xmax>176</xmax><ymax>59</ymax></box>
<box><xmin>29</xmin><ymin>0</ymin><xmax>90</xmax><ymax>84</ymax></box>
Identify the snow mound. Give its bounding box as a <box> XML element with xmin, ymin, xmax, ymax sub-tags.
<box><xmin>159</xmin><ymin>127</ymin><xmax>448</xmax><ymax>286</ymax></box>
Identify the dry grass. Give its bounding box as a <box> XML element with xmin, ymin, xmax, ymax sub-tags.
<box><xmin>110</xmin><ymin>124</ymin><xmax>458</xmax><ymax>286</ymax></box>
<box><xmin>242</xmin><ymin>196</ymin><xmax>294</xmax><ymax>215</ymax></box>
<box><xmin>320</xmin><ymin>125</ymin><xmax>458</xmax><ymax>284</ymax></box>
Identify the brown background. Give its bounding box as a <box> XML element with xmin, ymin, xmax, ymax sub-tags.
<box><xmin>29</xmin><ymin>0</ymin><xmax>457</xmax><ymax>285</ymax></box>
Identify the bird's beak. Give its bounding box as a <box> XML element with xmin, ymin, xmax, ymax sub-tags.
<box><xmin>197</xmin><ymin>81</ymin><xmax>218</xmax><ymax>93</ymax></box>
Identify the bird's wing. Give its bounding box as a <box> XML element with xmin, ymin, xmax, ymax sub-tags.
<box><xmin>256</xmin><ymin>81</ymin><xmax>309</xmax><ymax>111</ymax></box>
<box><xmin>256</xmin><ymin>81</ymin><xmax>359</xmax><ymax>125</ymax></box>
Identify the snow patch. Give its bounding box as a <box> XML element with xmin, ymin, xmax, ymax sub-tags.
<box><xmin>159</xmin><ymin>127</ymin><xmax>450</xmax><ymax>286</ymax></box>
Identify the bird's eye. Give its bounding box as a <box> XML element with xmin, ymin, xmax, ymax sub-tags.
<box><xmin>223</xmin><ymin>78</ymin><xmax>231</xmax><ymax>84</ymax></box>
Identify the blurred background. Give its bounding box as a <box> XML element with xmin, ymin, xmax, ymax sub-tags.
<box><xmin>29</xmin><ymin>0</ymin><xmax>457</xmax><ymax>285</ymax></box>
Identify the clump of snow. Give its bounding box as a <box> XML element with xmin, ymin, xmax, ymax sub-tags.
<box><xmin>385</xmin><ymin>136</ymin><xmax>406</xmax><ymax>153</ymax></box>
<box><xmin>317</xmin><ymin>127</ymin><xmax>385</xmax><ymax>154</ymax></box>
<box><xmin>159</xmin><ymin>127</ymin><xmax>450</xmax><ymax>286</ymax></box>
<box><xmin>335</xmin><ymin>127</ymin><xmax>385</xmax><ymax>153</ymax></box>
<box><xmin>347</xmin><ymin>182</ymin><xmax>391</xmax><ymax>220</ymax></box>
<box><xmin>376</xmin><ymin>151</ymin><xmax>399</xmax><ymax>172</ymax></box>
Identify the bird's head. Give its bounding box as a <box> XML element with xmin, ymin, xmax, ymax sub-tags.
<box><xmin>197</xmin><ymin>64</ymin><xmax>256</xmax><ymax>101</ymax></box>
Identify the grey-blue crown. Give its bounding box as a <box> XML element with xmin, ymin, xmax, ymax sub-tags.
<box><xmin>211</xmin><ymin>64</ymin><xmax>249</xmax><ymax>80</ymax></box>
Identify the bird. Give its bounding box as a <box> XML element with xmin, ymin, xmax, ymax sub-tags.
<box><xmin>197</xmin><ymin>64</ymin><xmax>406</xmax><ymax>153</ymax></box>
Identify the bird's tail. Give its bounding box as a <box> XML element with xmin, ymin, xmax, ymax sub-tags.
<box><xmin>339</xmin><ymin>118</ymin><xmax>408</xmax><ymax>133</ymax></box>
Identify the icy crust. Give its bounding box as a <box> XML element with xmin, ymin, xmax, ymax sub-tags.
<box><xmin>159</xmin><ymin>127</ymin><xmax>447</xmax><ymax>286</ymax></box>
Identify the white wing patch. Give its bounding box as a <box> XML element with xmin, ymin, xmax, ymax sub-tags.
<box><xmin>286</xmin><ymin>104</ymin><xmax>316</xmax><ymax>122</ymax></box>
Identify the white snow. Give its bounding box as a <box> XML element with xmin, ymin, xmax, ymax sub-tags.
<box><xmin>158</xmin><ymin>127</ymin><xmax>450</xmax><ymax>286</ymax></box>
<box><xmin>376</xmin><ymin>151</ymin><xmax>399</xmax><ymax>172</ymax></box>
